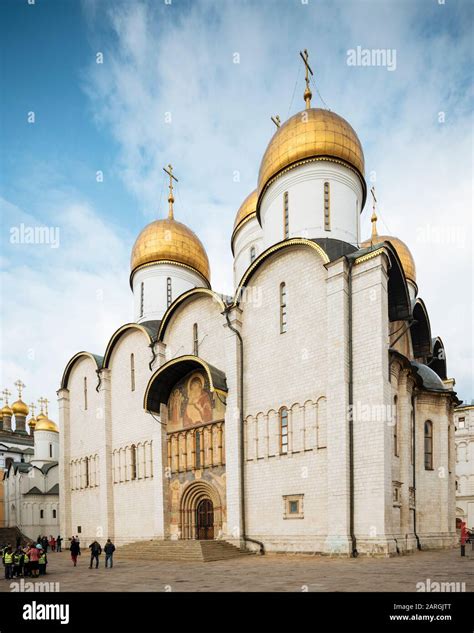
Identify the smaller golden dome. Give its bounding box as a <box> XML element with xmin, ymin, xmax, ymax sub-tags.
<box><xmin>28</xmin><ymin>417</ymin><xmax>37</xmax><ymax>431</ymax></box>
<box><xmin>12</xmin><ymin>400</ymin><xmax>29</xmax><ymax>416</ymax></box>
<box><xmin>36</xmin><ymin>412</ymin><xmax>47</xmax><ymax>421</ymax></box>
<box><xmin>130</xmin><ymin>218</ymin><xmax>210</xmax><ymax>283</ymax></box>
<box><xmin>1</xmin><ymin>405</ymin><xmax>13</xmax><ymax>417</ymax></box>
<box><xmin>231</xmin><ymin>190</ymin><xmax>258</xmax><ymax>250</ymax></box>
<box><xmin>361</xmin><ymin>215</ymin><xmax>416</xmax><ymax>283</ymax></box>
<box><xmin>35</xmin><ymin>417</ymin><xmax>59</xmax><ymax>433</ymax></box>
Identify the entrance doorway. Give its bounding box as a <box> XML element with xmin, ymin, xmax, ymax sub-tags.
<box><xmin>196</xmin><ymin>498</ymin><xmax>214</xmax><ymax>540</ymax></box>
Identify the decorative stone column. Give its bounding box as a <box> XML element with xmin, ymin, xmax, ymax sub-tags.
<box><xmin>57</xmin><ymin>387</ymin><xmax>71</xmax><ymax>540</ymax></box>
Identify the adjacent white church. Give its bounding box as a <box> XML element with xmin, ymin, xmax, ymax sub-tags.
<box><xmin>59</xmin><ymin>57</ymin><xmax>459</xmax><ymax>556</ymax></box>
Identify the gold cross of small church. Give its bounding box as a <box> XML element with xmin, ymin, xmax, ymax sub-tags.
<box><xmin>163</xmin><ymin>164</ymin><xmax>178</xmax><ymax>220</ymax></box>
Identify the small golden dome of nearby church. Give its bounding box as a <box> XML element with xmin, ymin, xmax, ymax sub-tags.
<box><xmin>232</xmin><ymin>190</ymin><xmax>258</xmax><ymax>244</ymax></box>
<box><xmin>257</xmin><ymin>108</ymin><xmax>365</xmax><ymax>199</ymax></box>
<box><xmin>130</xmin><ymin>218</ymin><xmax>210</xmax><ymax>282</ymax></box>
<box><xmin>130</xmin><ymin>164</ymin><xmax>210</xmax><ymax>283</ymax></box>
<box><xmin>12</xmin><ymin>399</ymin><xmax>29</xmax><ymax>416</ymax></box>
<box><xmin>28</xmin><ymin>417</ymin><xmax>37</xmax><ymax>431</ymax></box>
<box><xmin>1</xmin><ymin>405</ymin><xmax>13</xmax><ymax>417</ymax></box>
<box><xmin>361</xmin><ymin>202</ymin><xmax>416</xmax><ymax>283</ymax></box>
<box><xmin>35</xmin><ymin>417</ymin><xmax>59</xmax><ymax>433</ymax></box>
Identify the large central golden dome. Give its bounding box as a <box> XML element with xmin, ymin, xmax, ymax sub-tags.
<box><xmin>130</xmin><ymin>218</ymin><xmax>210</xmax><ymax>283</ymax></box>
<box><xmin>258</xmin><ymin>108</ymin><xmax>365</xmax><ymax>200</ymax></box>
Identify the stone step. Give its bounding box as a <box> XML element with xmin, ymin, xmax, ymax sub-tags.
<box><xmin>116</xmin><ymin>540</ymin><xmax>254</xmax><ymax>562</ymax></box>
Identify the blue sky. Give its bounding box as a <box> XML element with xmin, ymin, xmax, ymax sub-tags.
<box><xmin>1</xmin><ymin>0</ymin><xmax>473</xmax><ymax>418</ymax></box>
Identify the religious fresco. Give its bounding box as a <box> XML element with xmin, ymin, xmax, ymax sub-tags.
<box><xmin>167</xmin><ymin>370</ymin><xmax>225</xmax><ymax>432</ymax></box>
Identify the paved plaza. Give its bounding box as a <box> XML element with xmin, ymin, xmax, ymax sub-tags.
<box><xmin>1</xmin><ymin>548</ymin><xmax>473</xmax><ymax>593</ymax></box>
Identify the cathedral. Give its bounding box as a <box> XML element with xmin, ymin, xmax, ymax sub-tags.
<box><xmin>59</xmin><ymin>54</ymin><xmax>459</xmax><ymax>556</ymax></box>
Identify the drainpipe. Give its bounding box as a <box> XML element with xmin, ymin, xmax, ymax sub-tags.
<box><xmin>411</xmin><ymin>393</ymin><xmax>422</xmax><ymax>550</ymax></box>
<box><xmin>224</xmin><ymin>308</ymin><xmax>265</xmax><ymax>555</ymax></box>
<box><xmin>346</xmin><ymin>257</ymin><xmax>358</xmax><ymax>558</ymax></box>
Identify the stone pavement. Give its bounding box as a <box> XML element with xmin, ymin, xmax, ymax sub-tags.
<box><xmin>1</xmin><ymin>548</ymin><xmax>472</xmax><ymax>593</ymax></box>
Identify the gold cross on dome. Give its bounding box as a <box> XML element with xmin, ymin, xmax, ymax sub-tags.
<box><xmin>29</xmin><ymin>402</ymin><xmax>36</xmax><ymax>417</ymax></box>
<box><xmin>2</xmin><ymin>388</ymin><xmax>12</xmax><ymax>405</ymax></box>
<box><xmin>299</xmin><ymin>49</ymin><xmax>313</xmax><ymax>109</ymax></box>
<box><xmin>163</xmin><ymin>164</ymin><xmax>178</xmax><ymax>220</ymax></box>
<box><xmin>14</xmin><ymin>379</ymin><xmax>26</xmax><ymax>399</ymax></box>
<box><xmin>370</xmin><ymin>186</ymin><xmax>378</xmax><ymax>241</ymax></box>
<box><xmin>271</xmin><ymin>114</ymin><xmax>281</xmax><ymax>128</ymax></box>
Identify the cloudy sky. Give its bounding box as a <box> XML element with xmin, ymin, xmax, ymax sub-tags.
<box><xmin>1</xmin><ymin>0</ymin><xmax>472</xmax><ymax>419</ymax></box>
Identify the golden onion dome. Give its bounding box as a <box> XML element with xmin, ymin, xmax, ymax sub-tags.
<box><xmin>1</xmin><ymin>405</ymin><xmax>13</xmax><ymax>417</ymax></box>
<box><xmin>130</xmin><ymin>218</ymin><xmax>210</xmax><ymax>283</ymax></box>
<box><xmin>257</xmin><ymin>108</ymin><xmax>365</xmax><ymax>203</ymax></box>
<box><xmin>361</xmin><ymin>214</ymin><xmax>416</xmax><ymax>283</ymax></box>
<box><xmin>34</xmin><ymin>417</ymin><xmax>59</xmax><ymax>433</ymax></box>
<box><xmin>36</xmin><ymin>412</ymin><xmax>47</xmax><ymax>422</ymax></box>
<box><xmin>231</xmin><ymin>189</ymin><xmax>258</xmax><ymax>247</ymax></box>
<box><xmin>12</xmin><ymin>399</ymin><xmax>29</xmax><ymax>416</ymax></box>
<box><xmin>28</xmin><ymin>417</ymin><xmax>37</xmax><ymax>431</ymax></box>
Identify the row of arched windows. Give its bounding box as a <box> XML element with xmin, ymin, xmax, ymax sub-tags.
<box><xmin>70</xmin><ymin>455</ymin><xmax>99</xmax><ymax>490</ymax></box>
<box><xmin>112</xmin><ymin>442</ymin><xmax>153</xmax><ymax>484</ymax></box>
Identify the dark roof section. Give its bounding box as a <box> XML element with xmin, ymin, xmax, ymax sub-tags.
<box><xmin>311</xmin><ymin>238</ymin><xmax>358</xmax><ymax>261</ymax></box>
<box><xmin>410</xmin><ymin>361</ymin><xmax>450</xmax><ymax>393</ymax></box>
<box><xmin>60</xmin><ymin>352</ymin><xmax>103</xmax><ymax>389</ymax></box>
<box><xmin>24</xmin><ymin>486</ymin><xmax>43</xmax><ymax>496</ymax></box>
<box><xmin>46</xmin><ymin>483</ymin><xmax>59</xmax><ymax>495</ymax></box>
<box><xmin>41</xmin><ymin>462</ymin><xmax>58</xmax><ymax>474</ymax></box>
<box><xmin>348</xmin><ymin>242</ymin><xmax>411</xmax><ymax>322</ymax></box>
<box><xmin>411</xmin><ymin>299</ymin><xmax>432</xmax><ymax>359</ymax></box>
<box><xmin>0</xmin><ymin>433</ymin><xmax>34</xmax><ymax>447</ymax></box>
<box><xmin>428</xmin><ymin>337</ymin><xmax>448</xmax><ymax>381</ymax></box>
<box><xmin>145</xmin><ymin>355</ymin><xmax>227</xmax><ymax>414</ymax></box>
<box><xmin>140</xmin><ymin>320</ymin><xmax>161</xmax><ymax>339</ymax></box>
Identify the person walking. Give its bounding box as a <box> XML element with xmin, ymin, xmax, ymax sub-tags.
<box><xmin>3</xmin><ymin>546</ymin><xmax>14</xmax><ymax>580</ymax></box>
<box><xmin>56</xmin><ymin>535</ymin><xmax>62</xmax><ymax>553</ymax></box>
<box><xmin>70</xmin><ymin>538</ymin><xmax>80</xmax><ymax>567</ymax></box>
<box><xmin>41</xmin><ymin>536</ymin><xmax>48</xmax><ymax>553</ymax></box>
<box><xmin>88</xmin><ymin>540</ymin><xmax>102</xmax><ymax>569</ymax></box>
<box><xmin>104</xmin><ymin>539</ymin><xmax>115</xmax><ymax>569</ymax></box>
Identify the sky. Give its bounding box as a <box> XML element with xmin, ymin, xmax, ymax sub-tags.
<box><xmin>0</xmin><ymin>0</ymin><xmax>473</xmax><ymax>421</ymax></box>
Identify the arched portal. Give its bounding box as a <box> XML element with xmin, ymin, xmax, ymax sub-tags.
<box><xmin>180</xmin><ymin>480</ymin><xmax>222</xmax><ymax>540</ymax></box>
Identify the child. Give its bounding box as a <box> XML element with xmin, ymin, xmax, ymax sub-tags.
<box><xmin>38</xmin><ymin>548</ymin><xmax>47</xmax><ymax>575</ymax></box>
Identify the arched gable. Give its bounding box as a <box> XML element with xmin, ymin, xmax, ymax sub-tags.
<box><xmin>60</xmin><ymin>352</ymin><xmax>103</xmax><ymax>390</ymax></box>
<box><xmin>411</xmin><ymin>299</ymin><xmax>432</xmax><ymax>360</ymax></box>
<box><xmin>158</xmin><ymin>288</ymin><xmax>226</xmax><ymax>342</ymax></box>
<box><xmin>234</xmin><ymin>238</ymin><xmax>330</xmax><ymax>306</ymax></box>
<box><xmin>103</xmin><ymin>323</ymin><xmax>155</xmax><ymax>368</ymax></box>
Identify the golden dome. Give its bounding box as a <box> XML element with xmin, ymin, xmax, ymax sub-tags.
<box><xmin>258</xmin><ymin>108</ymin><xmax>365</xmax><ymax>200</ymax></box>
<box><xmin>1</xmin><ymin>405</ymin><xmax>13</xmax><ymax>417</ymax></box>
<box><xmin>361</xmin><ymin>214</ymin><xmax>416</xmax><ymax>283</ymax></box>
<box><xmin>35</xmin><ymin>417</ymin><xmax>59</xmax><ymax>433</ymax></box>
<box><xmin>28</xmin><ymin>417</ymin><xmax>37</xmax><ymax>431</ymax></box>
<box><xmin>130</xmin><ymin>218</ymin><xmax>210</xmax><ymax>283</ymax></box>
<box><xmin>36</xmin><ymin>412</ymin><xmax>47</xmax><ymax>421</ymax></box>
<box><xmin>231</xmin><ymin>190</ymin><xmax>258</xmax><ymax>246</ymax></box>
<box><xmin>12</xmin><ymin>399</ymin><xmax>29</xmax><ymax>416</ymax></box>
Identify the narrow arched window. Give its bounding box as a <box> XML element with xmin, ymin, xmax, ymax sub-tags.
<box><xmin>85</xmin><ymin>457</ymin><xmax>89</xmax><ymax>488</ymax></box>
<box><xmin>193</xmin><ymin>323</ymin><xmax>199</xmax><ymax>356</ymax></box>
<box><xmin>130</xmin><ymin>353</ymin><xmax>135</xmax><ymax>391</ymax></box>
<box><xmin>393</xmin><ymin>396</ymin><xmax>398</xmax><ymax>457</ymax></box>
<box><xmin>424</xmin><ymin>420</ymin><xmax>433</xmax><ymax>470</ymax></box>
<box><xmin>280</xmin><ymin>282</ymin><xmax>287</xmax><ymax>334</ymax></box>
<box><xmin>84</xmin><ymin>377</ymin><xmax>88</xmax><ymax>410</ymax></box>
<box><xmin>324</xmin><ymin>182</ymin><xmax>330</xmax><ymax>230</ymax></box>
<box><xmin>131</xmin><ymin>445</ymin><xmax>137</xmax><ymax>480</ymax></box>
<box><xmin>167</xmin><ymin>277</ymin><xmax>172</xmax><ymax>307</ymax></box>
<box><xmin>283</xmin><ymin>191</ymin><xmax>289</xmax><ymax>239</ymax></box>
<box><xmin>280</xmin><ymin>407</ymin><xmax>289</xmax><ymax>454</ymax></box>
<box><xmin>140</xmin><ymin>281</ymin><xmax>144</xmax><ymax>317</ymax></box>
<box><xmin>49</xmin><ymin>443</ymin><xmax>53</xmax><ymax>458</ymax></box>
<box><xmin>250</xmin><ymin>245</ymin><xmax>256</xmax><ymax>263</ymax></box>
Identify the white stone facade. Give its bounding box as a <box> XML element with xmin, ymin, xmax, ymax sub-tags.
<box><xmin>454</xmin><ymin>405</ymin><xmax>474</xmax><ymax>530</ymax></box>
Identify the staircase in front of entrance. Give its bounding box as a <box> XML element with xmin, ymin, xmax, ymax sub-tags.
<box><xmin>116</xmin><ymin>539</ymin><xmax>254</xmax><ymax>562</ymax></box>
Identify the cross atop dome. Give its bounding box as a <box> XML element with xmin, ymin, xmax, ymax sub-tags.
<box><xmin>163</xmin><ymin>164</ymin><xmax>178</xmax><ymax>220</ymax></box>
<box><xmin>370</xmin><ymin>186</ymin><xmax>378</xmax><ymax>243</ymax></box>
<box><xmin>299</xmin><ymin>49</ymin><xmax>313</xmax><ymax>109</ymax></box>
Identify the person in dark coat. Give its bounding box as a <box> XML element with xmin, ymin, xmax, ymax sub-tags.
<box><xmin>56</xmin><ymin>535</ymin><xmax>63</xmax><ymax>552</ymax></box>
<box><xmin>70</xmin><ymin>538</ymin><xmax>81</xmax><ymax>567</ymax></box>
<box><xmin>104</xmin><ymin>539</ymin><xmax>115</xmax><ymax>569</ymax></box>
<box><xmin>88</xmin><ymin>541</ymin><xmax>102</xmax><ymax>569</ymax></box>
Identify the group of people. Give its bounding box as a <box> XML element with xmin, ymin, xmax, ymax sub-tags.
<box><xmin>1</xmin><ymin>542</ymin><xmax>49</xmax><ymax>579</ymax></box>
<box><xmin>69</xmin><ymin>536</ymin><xmax>116</xmax><ymax>569</ymax></box>
<box><xmin>35</xmin><ymin>534</ymin><xmax>63</xmax><ymax>553</ymax></box>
